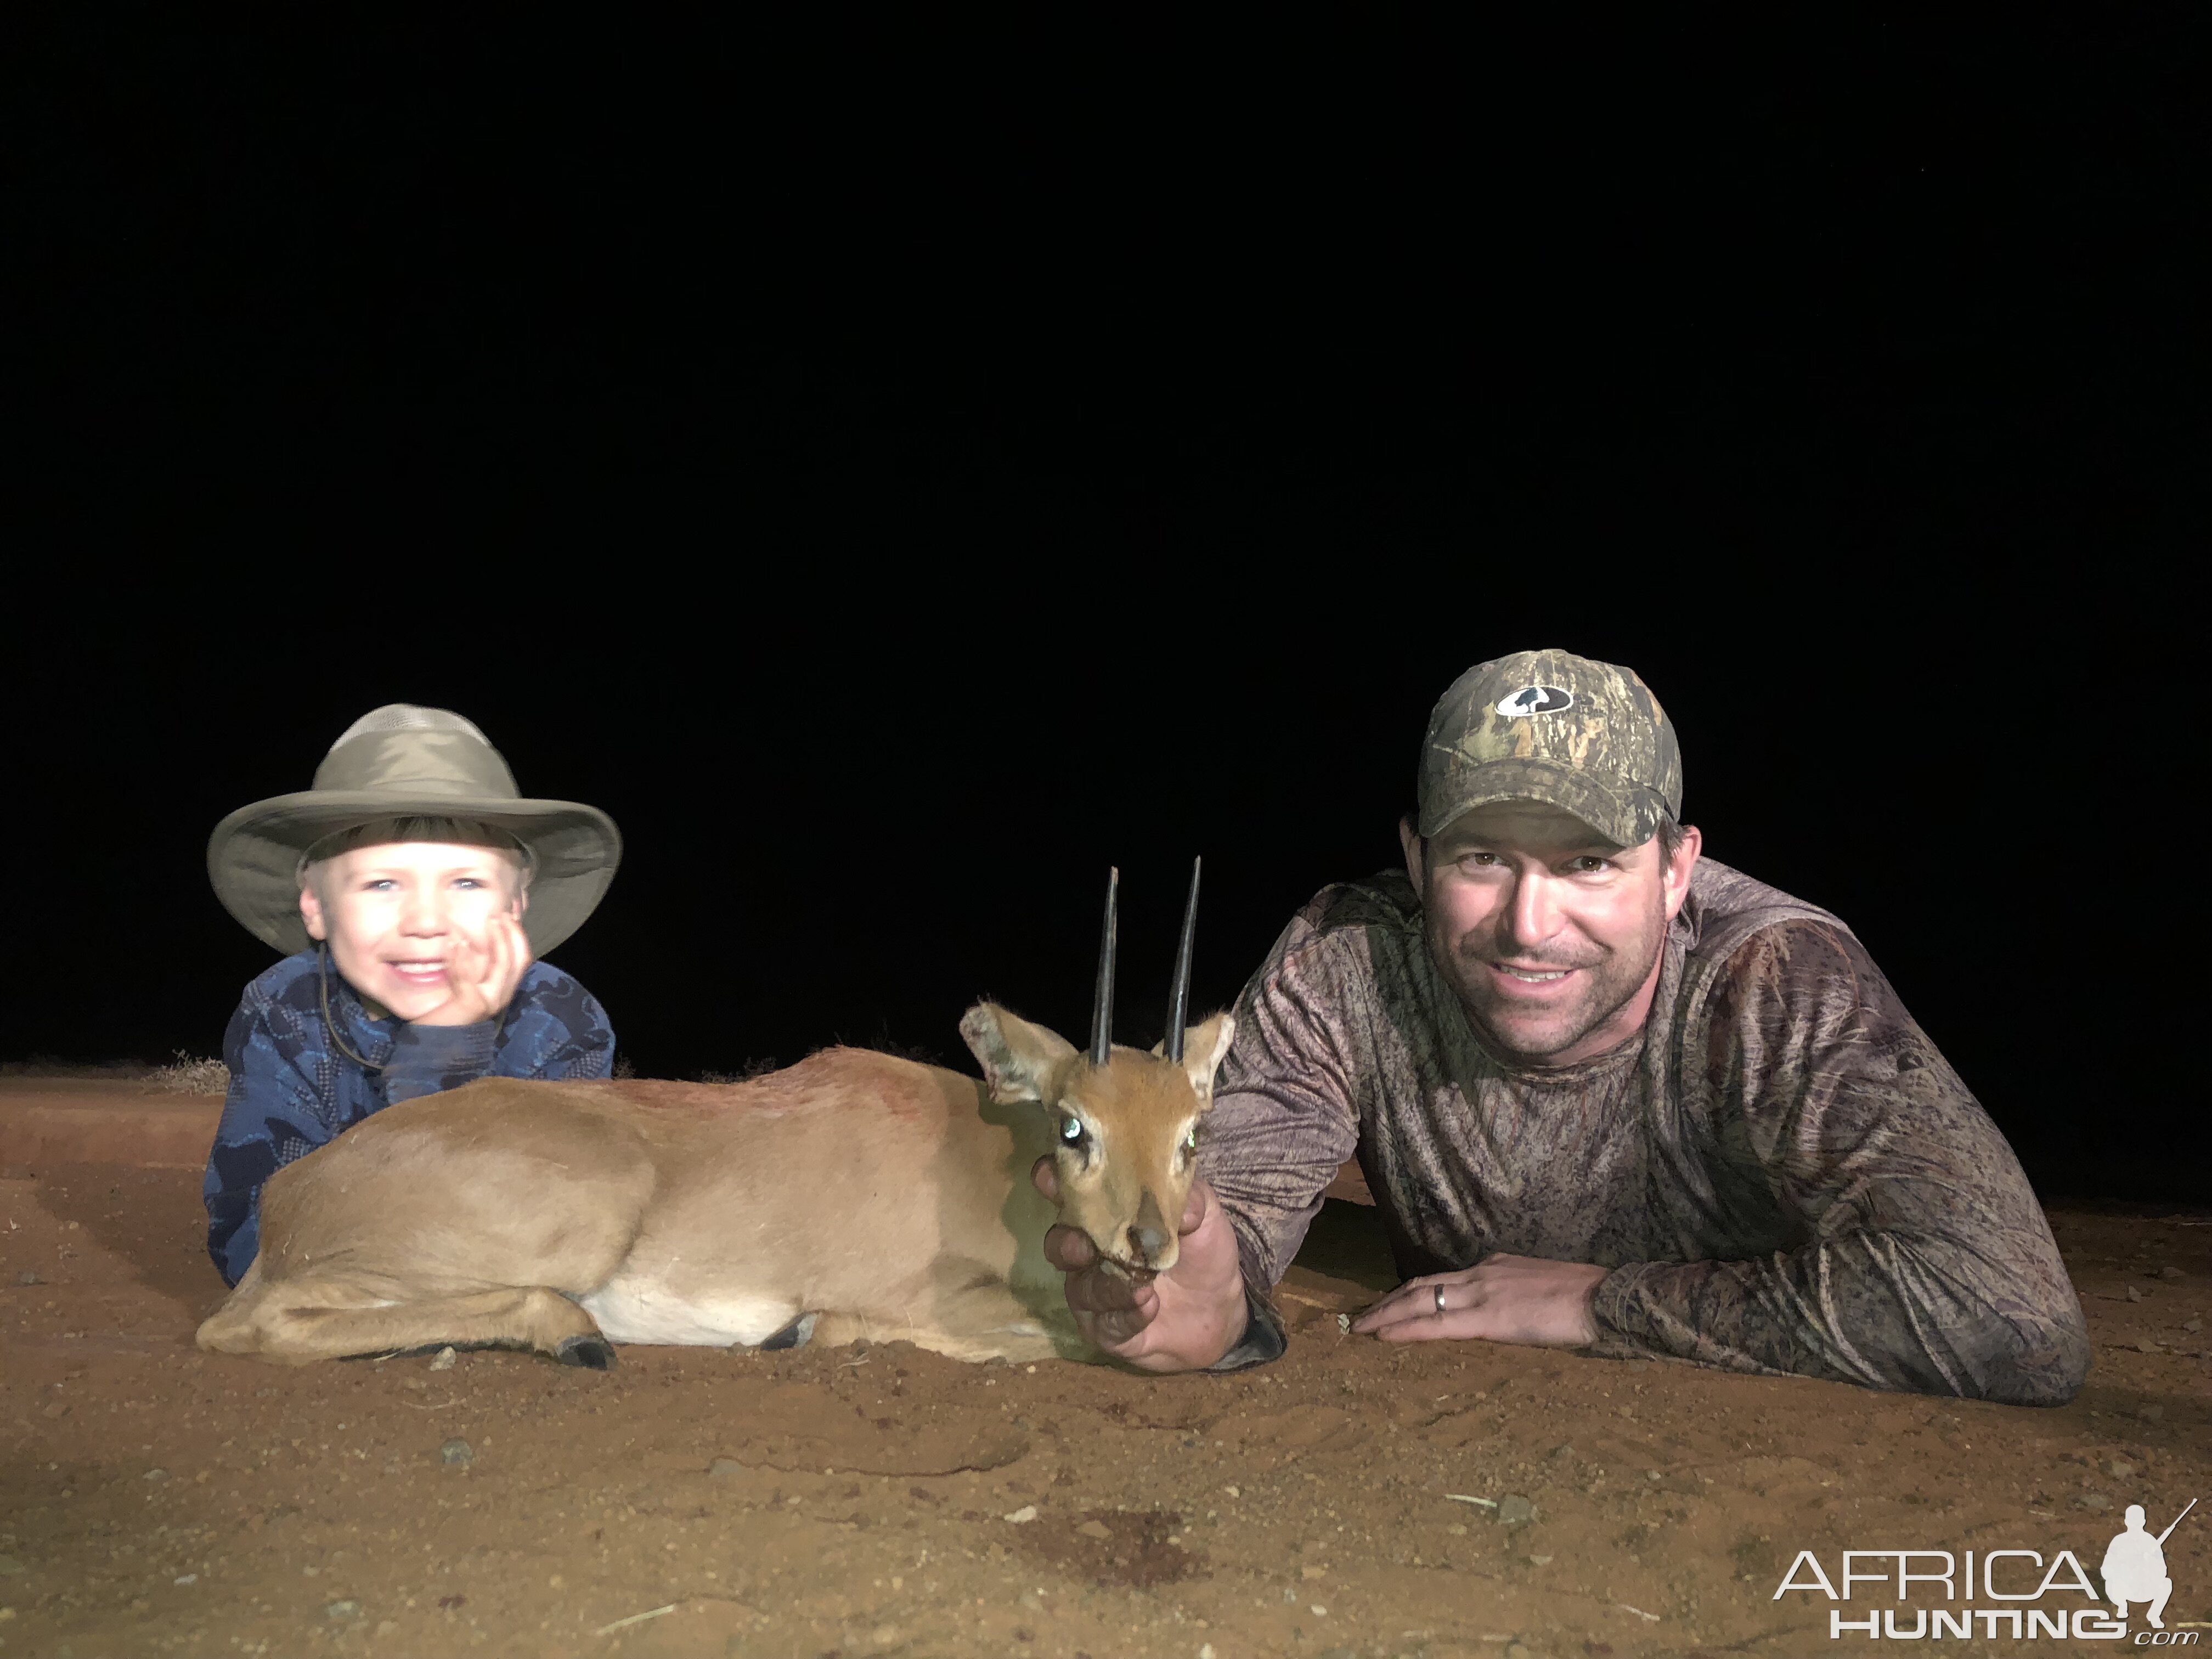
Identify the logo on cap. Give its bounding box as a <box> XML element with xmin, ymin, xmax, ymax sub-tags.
<box><xmin>1494</xmin><ymin>685</ymin><xmax>1575</xmax><ymax>718</ymax></box>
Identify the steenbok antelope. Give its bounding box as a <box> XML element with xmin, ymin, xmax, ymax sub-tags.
<box><xmin>196</xmin><ymin>864</ymin><xmax>1231</xmax><ymax>1367</ymax></box>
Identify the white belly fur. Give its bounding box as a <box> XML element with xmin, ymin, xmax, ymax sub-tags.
<box><xmin>577</xmin><ymin>1278</ymin><xmax>796</xmax><ymax>1347</ymax></box>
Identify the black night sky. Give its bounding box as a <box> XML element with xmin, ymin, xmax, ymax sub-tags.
<box><xmin>4</xmin><ymin>18</ymin><xmax>2199</xmax><ymax>1205</ymax></box>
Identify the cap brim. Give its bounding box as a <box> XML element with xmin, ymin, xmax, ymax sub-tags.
<box><xmin>207</xmin><ymin>791</ymin><xmax>622</xmax><ymax>957</ymax></box>
<box><xmin>1417</xmin><ymin>757</ymin><xmax>1666</xmax><ymax>847</ymax></box>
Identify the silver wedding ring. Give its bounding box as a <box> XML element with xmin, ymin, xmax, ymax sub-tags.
<box><xmin>1433</xmin><ymin>1284</ymin><xmax>1447</xmax><ymax>1315</ymax></box>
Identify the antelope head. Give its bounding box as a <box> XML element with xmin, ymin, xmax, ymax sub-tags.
<box><xmin>959</xmin><ymin>861</ymin><xmax>1235</xmax><ymax>1278</ymax></box>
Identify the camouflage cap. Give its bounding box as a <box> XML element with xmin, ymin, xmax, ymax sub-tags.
<box><xmin>1417</xmin><ymin>648</ymin><xmax>1683</xmax><ymax>845</ymax></box>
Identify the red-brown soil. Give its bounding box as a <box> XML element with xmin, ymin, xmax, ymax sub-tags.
<box><xmin>3</xmin><ymin>1082</ymin><xmax>2209</xmax><ymax>1658</ymax></box>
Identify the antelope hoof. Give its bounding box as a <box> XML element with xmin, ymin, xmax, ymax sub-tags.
<box><xmin>555</xmin><ymin>1334</ymin><xmax>618</xmax><ymax>1370</ymax></box>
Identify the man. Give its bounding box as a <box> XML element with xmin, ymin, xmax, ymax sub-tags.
<box><xmin>1037</xmin><ymin>648</ymin><xmax>2089</xmax><ymax>1402</ymax></box>
<box><xmin>2101</xmin><ymin>1505</ymin><xmax>2177</xmax><ymax>1629</ymax></box>
<box><xmin>201</xmin><ymin>704</ymin><xmax>622</xmax><ymax>1284</ymax></box>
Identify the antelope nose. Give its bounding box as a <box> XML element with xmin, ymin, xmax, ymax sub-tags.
<box><xmin>1127</xmin><ymin>1192</ymin><xmax>1170</xmax><ymax>1264</ymax></box>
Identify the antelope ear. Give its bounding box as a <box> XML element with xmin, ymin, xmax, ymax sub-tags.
<box><xmin>1151</xmin><ymin>1012</ymin><xmax>1237</xmax><ymax>1107</ymax></box>
<box><xmin>960</xmin><ymin>1002</ymin><xmax>1077</xmax><ymax>1105</ymax></box>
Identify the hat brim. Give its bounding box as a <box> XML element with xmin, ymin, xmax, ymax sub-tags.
<box><xmin>1417</xmin><ymin>757</ymin><xmax>1669</xmax><ymax>848</ymax></box>
<box><xmin>207</xmin><ymin>791</ymin><xmax>622</xmax><ymax>958</ymax></box>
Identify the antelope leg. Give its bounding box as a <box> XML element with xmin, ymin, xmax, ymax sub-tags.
<box><xmin>801</xmin><ymin>1274</ymin><xmax>1078</xmax><ymax>1364</ymax></box>
<box><xmin>198</xmin><ymin>1276</ymin><xmax>605</xmax><ymax>1366</ymax></box>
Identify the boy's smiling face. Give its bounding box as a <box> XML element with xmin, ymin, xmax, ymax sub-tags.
<box><xmin>299</xmin><ymin>841</ymin><xmax>527</xmax><ymax>1021</ymax></box>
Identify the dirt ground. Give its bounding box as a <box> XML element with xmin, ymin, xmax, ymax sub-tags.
<box><xmin>3</xmin><ymin>1085</ymin><xmax>2210</xmax><ymax>1659</ymax></box>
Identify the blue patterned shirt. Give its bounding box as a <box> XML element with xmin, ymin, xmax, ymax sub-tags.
<box><xmin>202</xmin><ymin>950</ymin><xmax>615</xmax><ymax>1285</ymax></box>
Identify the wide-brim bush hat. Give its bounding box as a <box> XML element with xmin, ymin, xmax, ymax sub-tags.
<box><xmin>208</xmin><ymin>704</ymin><xmax>622</xmax><ymax>957</ymax></box>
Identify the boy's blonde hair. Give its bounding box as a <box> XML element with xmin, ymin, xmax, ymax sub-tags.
<box><xmin>298</xmin><ymin>816</ymin><xmax>533</xmax><ymax>901</ymax></box>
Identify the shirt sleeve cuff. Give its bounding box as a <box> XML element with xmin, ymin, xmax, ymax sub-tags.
<box><xmin>383</xmin><ymin>1020</ymin><xmax>499</xmax><ymax>1103</ymax></box>
<box><xmin>1205</xmin><ymin>1283</ymin><xmax>1289</xmax><ymax>1372</ymax></box>
<box><xmin>1583</xmin><ymin>1262</ymin><xmax>1662</xmax><ymax>1360</ymax></box>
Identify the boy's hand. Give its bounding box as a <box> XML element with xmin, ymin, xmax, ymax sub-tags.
<box><xmin>413</xmin><ymin>912</ymin><xmax>533</xmax><ymax>1026</ymax></box>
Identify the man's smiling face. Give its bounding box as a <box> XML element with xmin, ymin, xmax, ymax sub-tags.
<box><xmin>1402</xmin><ymin>800</ymin><xmax>1699</xmax><ymax>1068</ymax></box>
<box><xmin>299</xmin><ymin>841</ymin><xmax>526</xmax><ymax>1020</ymax></box>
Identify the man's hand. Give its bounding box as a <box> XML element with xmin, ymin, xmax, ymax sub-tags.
<box><xmin>1034</xmin><ymin>1159</ymin><xmax>1249</xmax><ymax>1373</ymax></box>
<box><xmin>412</xmin><ymin>912</ymin><xmax>533</xmax><ymax>1028</ymax></box>
<box><xmin>1351</xmin><ymin>1252</ymin><xmax>1609</xmax><ymax>1348</ymax></box>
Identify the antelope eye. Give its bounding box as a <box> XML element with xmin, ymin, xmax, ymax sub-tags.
<box><xmin>1184</xmin><ymin>1127</ymin><xmax>1198</xmax><ymax>1153</ymax></box>
<box><xmin>1060</xmin><ymin>1116</ymin><xmax>1084</xmax><ymax>1143</ymax></box>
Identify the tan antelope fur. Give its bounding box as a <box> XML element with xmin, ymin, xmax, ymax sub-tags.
<box><xmin>194</xmin><ymin>1003</ymin><xmax>1235</xmax><ymax>1368</ymax></box>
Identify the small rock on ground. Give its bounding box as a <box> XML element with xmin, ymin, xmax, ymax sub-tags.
<box><xmin>440</xmin><ymin>1438</ymin><xmax>473</xmax><ymax>1467</ymax></box>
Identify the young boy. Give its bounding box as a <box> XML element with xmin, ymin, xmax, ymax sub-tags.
<box><xmin>201</xmin><ymin>704</ymin><xmax>622</xmax><ymax>1285</ymax></box>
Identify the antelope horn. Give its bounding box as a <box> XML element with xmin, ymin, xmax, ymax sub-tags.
<box><xmin>1089</xmin><ymin>866</ymin><xmax>1119</xmax><ymax>1066</ymax></box>
<box><xmin>1164</xmin><ymin>856</ymin><xmax>1201</xmax><ymax>1064</ymax></box>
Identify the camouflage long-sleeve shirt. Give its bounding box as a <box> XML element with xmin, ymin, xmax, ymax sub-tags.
<box><xmin>202</xmin><ymin>950</ymin><xmax>615</xmax><ymax>1285</ymax></box>
<box><xmin>1200</xmin><ymin>859</ymin><xmax>2089</xmax><ymax>1404</ymax></box>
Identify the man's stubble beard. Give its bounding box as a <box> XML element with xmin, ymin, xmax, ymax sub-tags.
<box><xmin>1427</xmin><ymin>901</ymin><xmax>1668</xmax><ymax>1066</ymax></box>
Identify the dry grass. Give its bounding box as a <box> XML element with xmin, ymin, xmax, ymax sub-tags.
<box><xmin>0</xmin><ymin>1057</ymin><xmax>157</xmax><ymax>1080</ymax></box>
<box><xmin>150</xmin><ymin>1050</ymin><xmax>230</xmax><ymax>1096</ymax></box>
<box><xmin>0</xmin><ymin>1053</ymin><xmax>230</xmax><ymax>1093</ymax></box>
